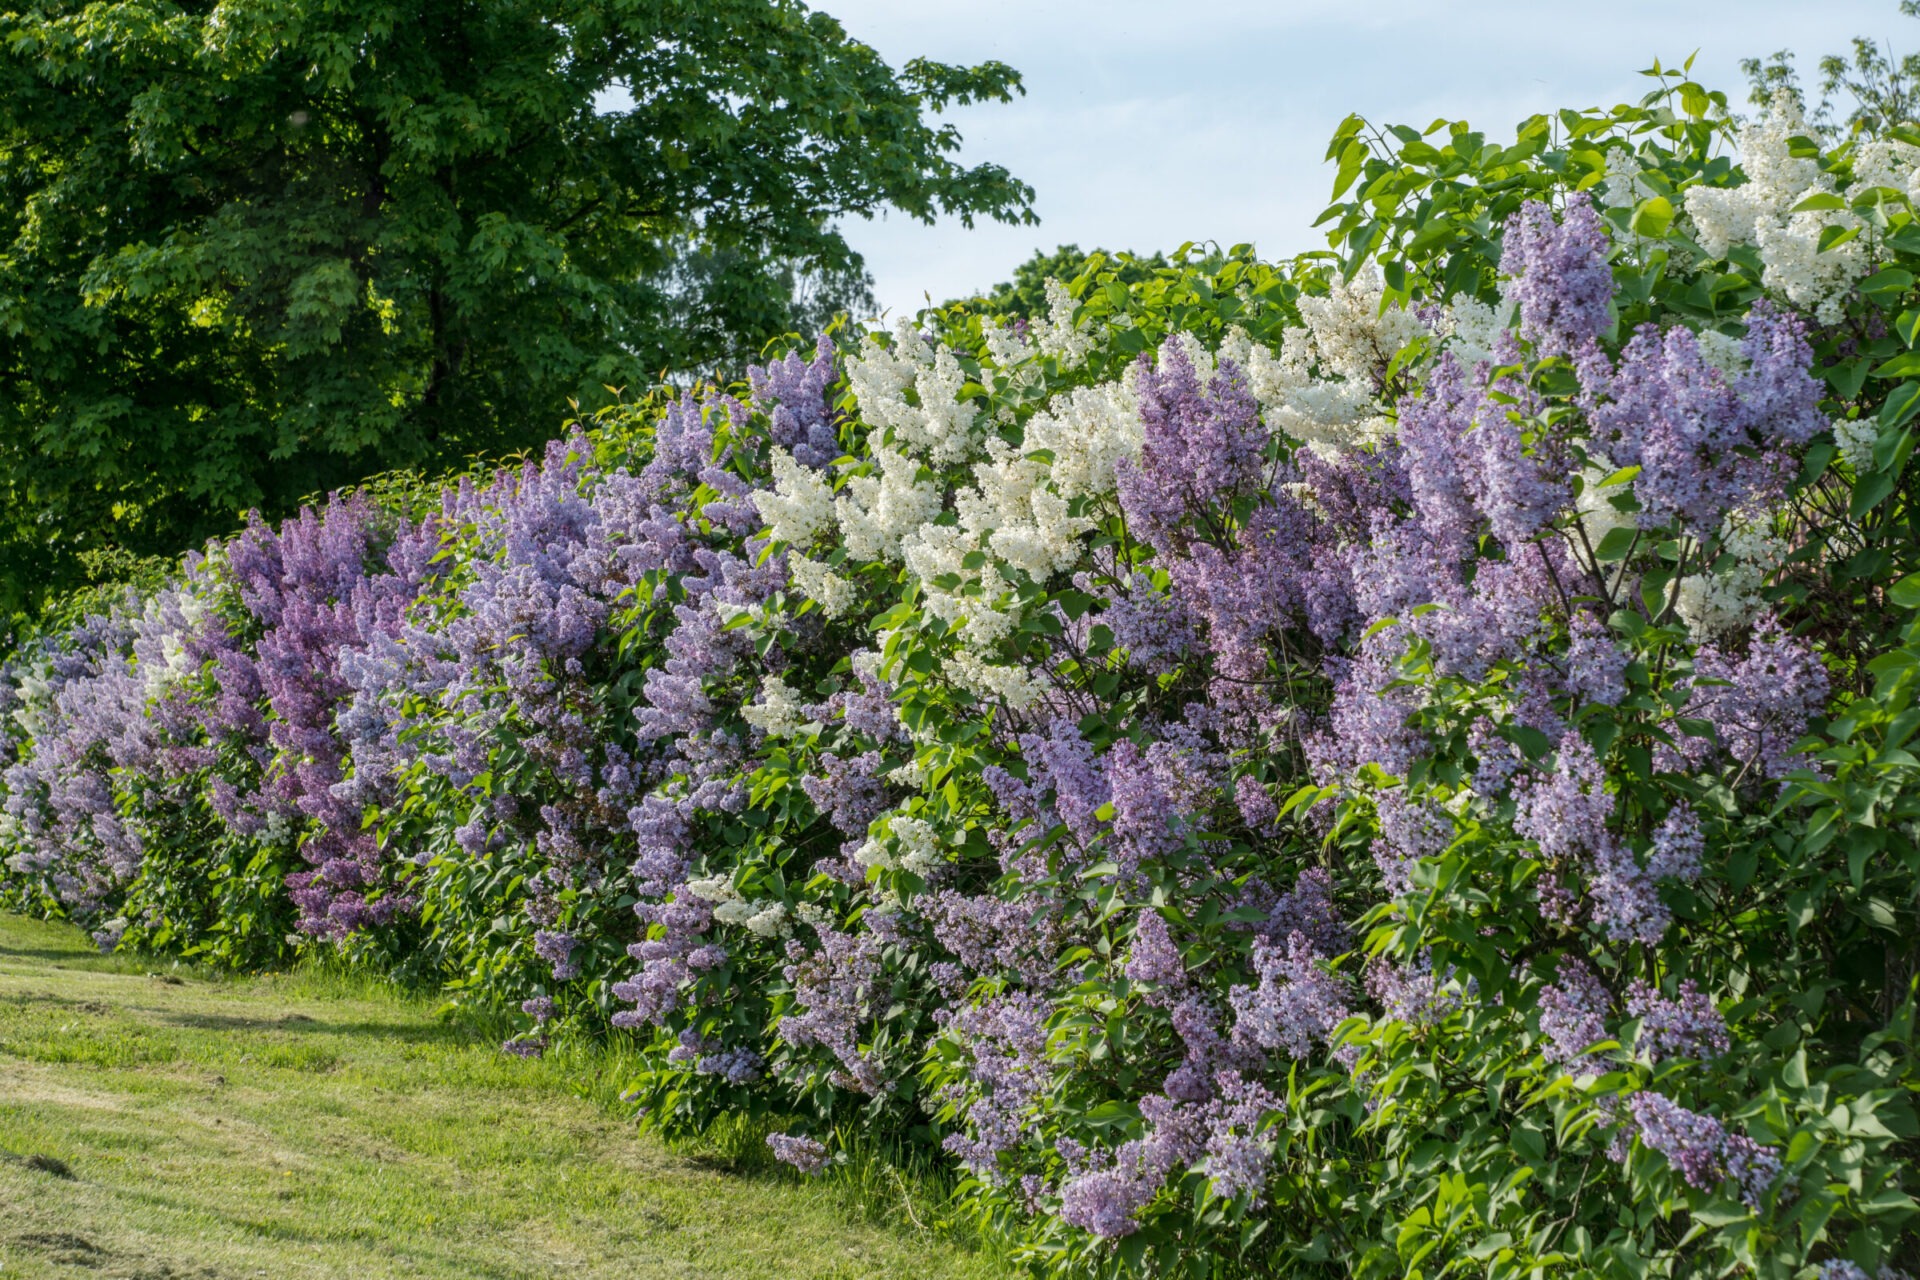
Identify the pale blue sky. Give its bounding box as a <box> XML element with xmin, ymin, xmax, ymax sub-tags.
<box><xmin>815</xmin><ymin>0</ymin><xmax>1910</xmax><ymax>314</ymax></box>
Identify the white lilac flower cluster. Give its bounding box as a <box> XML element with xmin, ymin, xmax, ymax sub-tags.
<box><xmin>1018</xmin><ymin>374</ymin><xmax>1144</xmax><ymax>505</ymax></box>
<box><xmin>751</xmin><ymin>449</ymin><xmax>836</xmax><ymax>549</ymax></box>
<box><xmin>1684</xmin><ymin>91</ymin><xmax>1920</xmax><ymax>322</ymax></box>
<box><xmin>752</xmin><ymin>292</ymin><xmax>1134</xmax><ymax>709</ymax></box>
<box><xmin>137</xmin><ymin>585</ymin><xmax>213</xmax><ymax>698</ymax></box>
<box><xmin>686</xmin><ymin>874</ymin><xmax>790</xmax><ymax>937</ymax></box>
<box><xmin>1433</xmin><ymin>293</ymin><xmax>1512</xmax><ymax>369</ymax></box>
<box><xmin>1602</xmin><ymin>146</ymin><xmax>1659</xmax><ymax>214</ymax></box>
<box><xmin>1835</xmin><ymin>417</ymin><xmax>1880</xmax><ymax>474</ymax></box>
<box><xmin>847</xmin><ymin>321</ymin><xmax>983</xmax><ymax>466</ymax></box>
<box><xmin>1226</xmin><ymin>268</ymin><xmax>1427</xmax><ymax>458</ymax></box>
<box><xmin>1674</xmin><ymin>517</ymin><xmax>1793</xmax><ymax>640</ymax></box>
<box><xmin>980</xmin><ymin>279</ymin><xmax>1097</xmax><ymax>375</ymax></box>
<box><xmin>853</xmin><ymin>812</ymin><xmax>944</xmax><ymax>876</ymax></box>
<box><xmin>835</xmin><ymin>443</ymin><xmax>944</xmax><ymax>564</ymax></box>
<box><xmin>903</xmin><ymin>436</ymin><xmax>1085</xmax><ymax>646</ymax></box>
<box><xmin>788</xmin><ymin>554</ymin><xmax>857</xmax><ymax>619</ymax></box>
<box><xmin>741</xmin><ymin>674</ymin><xmax>814</xmax><ymax>738</ymax></box>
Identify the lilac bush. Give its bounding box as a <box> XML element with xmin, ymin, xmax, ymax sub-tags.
<box><xmin>3</xmin><ymin>74</ymin><xmax>1917</xmax><ymax>1278</ymax></box>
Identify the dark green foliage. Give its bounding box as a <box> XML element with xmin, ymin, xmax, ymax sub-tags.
<box><xmin>947</xmin><ymin>244</ymin><xmax>1209</xmax><ymax>322</ymax></box>
<box><xmin>0</xmin><ymin>0</ymin><xmax>1034</xmax><ymax>618</ymax></box>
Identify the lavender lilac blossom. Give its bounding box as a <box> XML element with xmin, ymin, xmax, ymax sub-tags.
<box><xmin>1502</xmin><ymin>193</ymin><xmax>1614</xmax><ymax>356</ymax></box>
<box><xmin>766</xmin><ymin>1132</ymin><xmax>829</xmax><ymax>1174</ymax></box>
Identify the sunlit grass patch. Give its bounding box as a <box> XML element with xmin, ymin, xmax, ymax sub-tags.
<box><xmin>0</xmin><ymin>913</ymin><xmax>1008</xmax><ymax>1280</ymax></box>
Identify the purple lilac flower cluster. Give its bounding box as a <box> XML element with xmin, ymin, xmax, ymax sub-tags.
<box><xmin>1626</xmin><ymin>979</ymin><xmax>1729</xmax><ymax>1062</ymax></box>
<box><xmin>766</xmin><ymin>1132</ymin><xmax>829</xmax><ymax>1174</ymax></box>
<box><xmin>1537</xmin><ymin>956</ymin><xmax>1613</xmax><ymax>1064</ymax></box>
<box><xmin>1502</xmin><ymin>194</ymin><xmax>1615</xmax><ymax>355</ymax></box>
<box><xmin>937</xmin><ymin>993</ymin><xmax>1053</xmax><ymax>1177</ymax></box>
<box><xmin>1621</xmin><ymin>1092</ymin><xmax>1786</xmax><ymax>1207</ymax></box>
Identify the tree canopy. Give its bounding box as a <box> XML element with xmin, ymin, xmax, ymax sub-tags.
<box><xmin>0</xmin><ymin>0</ymin><xmax>1034</xmax><ymax>617</ymax></box>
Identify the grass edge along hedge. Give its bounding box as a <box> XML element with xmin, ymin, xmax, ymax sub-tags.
<box><xmin>4</xmin><ymin>71</ymin><xmax>1919</xmax><ymax>1280</ymax></box>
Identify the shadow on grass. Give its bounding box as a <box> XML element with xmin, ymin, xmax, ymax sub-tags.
<box><xmin>0</xmin><ymin>989</ymin><xmax>115</xmax><ymax>1013</ymax></box>
<box><xmin>0</xmin><ymin>944</ymin><xmax>103</xmax><ymax>964</ymax></box>
<box><xmin>0</xmin><ymin>938</ymin><xmax>204</xmax><ymax>982</ymax></box>
<box><xmin>150</xmin><ymin>1010</ymin><xmax>474</xmax><ymax>1044</ymax></box>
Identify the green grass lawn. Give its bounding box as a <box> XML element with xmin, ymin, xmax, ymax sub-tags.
<box><xmin>0</xmin><ymin>914</ymin><xmax>1006</xmax><ymax>1280</ymax></box>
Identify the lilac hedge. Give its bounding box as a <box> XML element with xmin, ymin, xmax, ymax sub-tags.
<box><xmin>4</xmin><ymin>76</ymin><xmax>1919</xmax><ymax>1279</ymax></box>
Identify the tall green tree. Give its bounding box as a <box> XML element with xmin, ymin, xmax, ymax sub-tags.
<box><xmin>0</xmin><ymin>0</ymin><xmax>1034</xmax><ymax>616</ymax></box>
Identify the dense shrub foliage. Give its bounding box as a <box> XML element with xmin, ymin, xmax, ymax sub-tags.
<box><xmin>5</xmin><ymin>74</ymin><xmax>1920</xmax><ymax>1278</ymax></box>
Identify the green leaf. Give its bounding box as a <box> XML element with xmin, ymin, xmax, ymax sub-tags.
<box><xmin>1828</xmin><ymin>359</ymin><xmax>1873</xmax><ymax>398</ymax></box>
<box><xmin>1859</xmin><ymin>1188</ymin><xmax>1919</xmax><ymax>1217</ymax></box>
<box><xmin>1332</xmin><ymin>138</ymin><xmax>1368</xmax><ymax>202</ymax></box>
<box><xmin>1799</xmin><ymin>437</ymin><xmax>1837</xmax><ymax>486</ymax></box>
<box><xmin>1782</xmin><ymin>1048</ymin><xmax>1809</xmax><ymax>1089</ymax></box>
<box><xmin>1629</xmin><ymin>195</ymin><xmax>1674</xmax><ymax>237</ymax></box>
<box><xmin>1854</xmin><ymin>469</ymin><xmax>1899</xmax><ymax>518</ymax></box>
<box><xmin>1791</xmin><ymin>191</ymin><xmax>1848</xmax><ymax>213</ymax></box>
<box><xmin>1878</xmin><ymin>422</ymin><xmax>1919</xmax><ymax>474</ymax></box>
<box><xmin>1323</xmin><ymin>112</ymin><xmax>1365</xmax><ymax>162</ymax></box>
<box><xmin>1818</xmin><ymin>223</ymin><xmax>1861</xmax><ymax>253</ymax></box>
<box><xmin>1882</xmin><ymin>382</ymin><xmax>1920</xmax><ymax>428</ymax></box>
<box><xmin>1592</xmin><ymin>526</ymin><xmax>1638</xmax><ymax>562</ymax></box>
<box><xmin>1870</xmin><ymin>352</ymin><xmax>1920</xmax><ymax>380</ymax></box>
<box><xmin>1405</xmin><ymin>217</ymin><xmax>1460</xmax><ymax>257</ymax></box>
<box><xmin>1692</xmin><ymin>1203</ymin><xmax>1750</xmax><ymax>1228</ymax></box>
<box><xmin>1890</xmin><ymin>573</ymin><xmax>1920</xmax><ymax>610</ymax></box>
<box><xmin>1862</xmin><ymin>267</ymin><xmax>1916</xmax><ymax>300</ymax></box>
<box><xmin>1641</xmin><ymin>567</ymin><xmax>1675</xmax><ymax>620</ymax></box>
